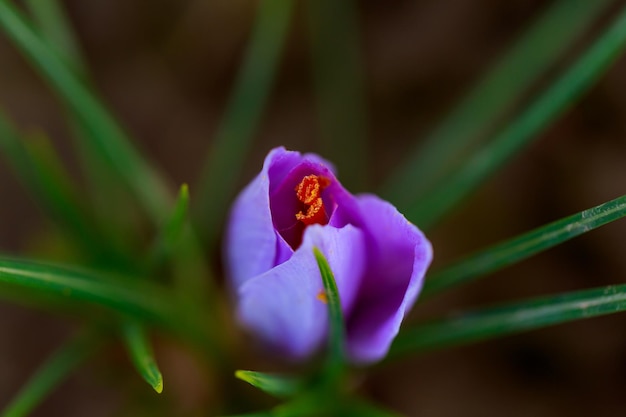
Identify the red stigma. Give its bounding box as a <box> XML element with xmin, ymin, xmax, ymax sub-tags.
<box><xmin>295</xmin><ymin>175</ymin><xmax>330</xmax><ymax>226</ymax></box>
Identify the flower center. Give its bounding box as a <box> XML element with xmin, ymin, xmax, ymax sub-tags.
<box><xmin>295</xmin><ymin>175</ymin><xmax>330</xmax><ymax>226</ymax></box>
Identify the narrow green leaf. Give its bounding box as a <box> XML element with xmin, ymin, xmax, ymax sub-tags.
<box><xmin>0</xmin><ymin>0</ymin><xmax>171</xmax><ymax>225</ymax></box>
<box><xmin>423</xmin><ymin>194</ymin><xmax>626</xmax><ymax>298</ymax></box>
<box><xmin>147</xmin><ymin>184</ymin><xmax>190</xmax><ymax>267</ymax></box>
<box><xmin>196</xmin><ymin>0</ymin><xmax>294</xmax><ymax>245</ymax></box>
<box><xmin>0</xmin><ymin>112</ymin><xmax>124</xmax><ymax>261</ymax></box>
<box><xmin>24</xmin><ymin>0</ymin><xmax>85</xmax><ymax>75</ymax></box>
<box><xmin>122</xmin><ymin>320</ymin><xmax>163</xmax><ymax>393</ymax></box>
<box><xmin>19</xmin><ymin>0</ymin><xmax>141</xmax><ymax>242</ymax></box>
<box><xmin>235</xmin><ymin>370</ymin><xmax>301</xmax><ymax>399</ymax></box>
<box><xmin>145</xmin><ymin>184</ymin><xmax>214</xmax><ymax>302</ymax></box>
<box><xmin>382</xmin><ymin>0</ymin><xmax>613</xmax><ymax>207</ymax></box>
<box><xmin>313</xmin><ymin>247</ymin><xmax>345</xmax><ymax>371</ymax></box>
<box><xmin>165</xmin><ymin>183</ymin><xmax>190</xmax><ymax>244</ymax></box>
<box><xmin>406</xmin><ymin>3</ymin><xmax>626</xmax><ymax>228</ymax></box>
<box><xmin>307</xmin><ymin>0</ymin><xmax>367</xmax><ymax>191</ymax></box>
<box><xmin>390</xmin><ymin>284</ymin><xmax>626</xmax><ymax>358</ymax></box>
<box><xmin>0</xmin><ymin>256</ymin><xmax>211</xmax><ymax>349</ymax></box>
<box><xmin>1</xmin><ymin>331</ymin><xmax>100</xmax><ymax>417</ymax></box>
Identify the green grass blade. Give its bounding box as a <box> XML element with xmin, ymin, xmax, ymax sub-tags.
<box><xmin>313</xmin><ymin>247</ymin><xmax>345</xmax><ymax>373</ymax></box>
<box><xmin>196</xmin><ymin>0</ymin><xmax>294</xmax><ymax>245</ymax></box>
<box><xmin>1</xmin><ymin>331</ymin><xmax>100</xmax><ymax>417</ymax></box>
<box><xmin>235</xmin><ymin>370</ymin><xmax>301</xmax><ymax>399</ymax></box>
<box><xmin>21</xmin><ymin>0</ymin><xmax>141</xmax><ymax>240</ymax></box>
<box><xmin>423</xmin><ymin>194</ymin><xmax>626</xmax><ymax>298</ymax></box>
<box><xmin>122</xmin><ymin>320</ymin><xmax>163</xmax><ymax>394</ymax></box>
<box><xmin>307</xmin><ymin>0</ymin><xmax>367</xmax><ymax>191</ymax></box>
<box><xmin>0</xmin><ymin>111</ymin><xmax>121</xmax><ymax>260</ymax></box>
<box><xmin>164</xmin><ymin>183</ymin><xmax>190</xmax><ymax>244</ymax></box>
<box><xmin>0</xmin><ymin>112</ymin><xmax>84</xmax><ymax>231</ymax></box>
<box><xmin>390</xmin><ymin>284</ymin><xmax>626</xmax><ymax>358</ymax></box>
<box><xmin>146</xmin><ymin>184</ymin><xmax>214</xmax><ymax>301</ymax></box>
<box><xmin>24</xmin><ymin>0</ymin><xmax>84</xmax><ymax>75</ymax></box>
<box><xmin>382</xmin><ymin>0</ymin><xmax>613</xmax><ymax>207</ymax></box>
<box><xmin>0</xmin><ymin>0</ymin><xmax>171</xmax><ymax>224</ymax></box>
<box><xmin>406</xmin><ymin>3</ymin><xmax>626</xmax><ymax>228</ymax></box>
<box><xmin>0</xmin><ymin>256</ymin><xmax>217</xmax><ymax>355</ymax></box>
<box><xmin>147</xmin><ymin>184</ymin><xmax>190</xmax><ymax>268</ymax></box>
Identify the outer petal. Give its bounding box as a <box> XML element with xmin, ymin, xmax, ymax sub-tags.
<box><xmin>237</xmin><ymin>225</ymin><xmax>365</xmax><ymax>359</ymax></box>
<box><xmin>346</xmin><ymin>195</ymin><xmax>433</xmax><ymax>363</ymax></box>
<box><xmin>225</xmin><ymin>147</ymin><xmax>301</xmax><ymax>288</ymax></box>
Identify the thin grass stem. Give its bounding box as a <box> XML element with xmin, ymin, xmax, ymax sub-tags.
<box><xmin>196</xmin><ymin>0</ymin><xmax>294</xmax><ymax>246</ymax></box>
<box><xmin>382</xmin><ymin>0</ymin><xmax>613</xmax><ymax>208</ymax></box>
<box><xmin>422</xmin><ymin>194</ymin><xmax>626</xmax><ymax>298</ymax></box>
<box><xmin>407</xmin><ymin>4</ymin><xmax>626</xmax><ymax>228</ymax></box>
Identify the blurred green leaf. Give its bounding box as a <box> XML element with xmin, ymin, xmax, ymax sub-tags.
<box><xmin>423</xmin><ymin>194</ymin><xmax>626</xmax><ymax>298</ymax></box>
<box><xmin>146</xmin><ymin>184</ymin><xmax>214</xmax><ymax>302</ymax></box>
<box><xmin>147</xmin><ymin>184</ymin><xmax>190</xmax><ymax>268</ymax></box>
<box><xmin>122</xmin><ymin>320</ymin><xmax>163</xmax><ymax>394</ymax></box>
<box><xmin>0</xmin><ymin>112</ymin><xmax>126</xmax><ymax>262</ymax></box>
<box><xmin>406</xmin><ymin>3</ymin><xmax>626</xmax><ymax>228</ymax></box>
<box><xmin>0</xmin><ymin>256</ymin><xmax>212</xmax><ymax>349</ymax></box>
<box><xmin>382</xmin><ymin>0</ymin><xmax>613</xmax><ymax>207</ymax></box>
<box><xmin>307</xmin><ymin>0</ymin><xmax>367</xmax><ymax>191</ymax></box>
<box><xmin>24</xmin><ymin>0</ymin><xmax>84</xmax><ymax>75</ymax></box>
<box><xmin>164</xmin><ymin>183</ymin><xmax>190</xmax><ymax>245</ymax></box>
<box><xmin>235</xmin><ymin>370</ymin><xmax>301</xmax><ymax>399</ymax></box>
<box><xmin>196</xmin><ymin>0</ymin><xmax>294</xmax><ymax>246</ymax></box>
<box><xmin>390</xmin><ymin>284</ymin><xmax>626</xmax><ymax>358</ymax></box>
<box><xmin>1</xmin><ymin>330</ymin><xmax>101</xmax><ymax>417</ymax></box>
<box><xmin>313</xmin><ymin>247</ymin><xmax>345</xmax><ymax>376</ymax></box>
<box><xmin>0</xmin><ymin>0</ymin><xmax>171</xmax><ymax>225</ymax></box>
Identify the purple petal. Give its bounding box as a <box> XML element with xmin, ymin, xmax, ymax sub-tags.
<box><xmin>225</xmin><ymin>147</ymin><xmax>298</xmax><ymax>288</ymax></box>
<box><xmin>345</xmin><ymin>195</ymin><xmax>433</xmax><ymax>363</ymax></box>
<box><xmin>237</xmin><ymin>224</ymin><xmax>366</xmax><ymax>359</ymax></box>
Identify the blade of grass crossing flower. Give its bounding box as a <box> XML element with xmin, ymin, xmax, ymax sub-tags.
<box><xmin>24</xmin><ymin>0</ymin><xmax>85</xmax><ymax>75</ymax></box>
<box><xmin>390</xmin><ymin>284</ymin><xmax>626</xmax><ymax>358</ymax></box>
<box><xmin>313</xmin><ymin>247</ymin><xmax>346</xmax><ymax>372</ymax></box>
<box><xmin>382</xmin><ymin>0</ymin><xmax>613</xmax><ymax>207</ymax></box>
<box><xmin>1</xmin><ymin>331</ymin><xmax>100</xmax><ymax>417</ymax></box>
<box><xmin>122</xmin><ymin>320</ymin><xmax>163</xmax><ymax>393</ymax></box>
<box><xmin>0</xmin><ymin>0</ymin><xmax>171</xmax><ymax>225</ymax></box>
<box><xmin>423</xmin><ymin>194</ymin><xmax>626</xmax><ymax>298</ymax></box>
<box><xmin>235</xmin><ymin>370</ymin><xmax>301</xmax><ymax>399</ymax></box>
<box><xmin>307</xmin><ymin>0</ymin><xmax>367</xmax><ymax>191</ymax></box>
<box><xmin>408</xmin><ymin>4</ymin><xmax>626</xmax><ymax>229</ymax></box>
<box><xmin>196</xmin><ymin>0</ymin><xmax>294</xmax><ymax>245</ymax></box>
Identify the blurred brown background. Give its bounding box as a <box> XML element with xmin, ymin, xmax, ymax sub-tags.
<box><xmin>2</xmin><ymin>0</ymin><xmax>626</xmax><ymax>416</ymax></box>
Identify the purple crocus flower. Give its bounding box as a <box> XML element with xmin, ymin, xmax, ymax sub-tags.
<box><xmin>225</xmin><ymin>147</ymin><xmax>432</xmax><ymax>363</ymax></box>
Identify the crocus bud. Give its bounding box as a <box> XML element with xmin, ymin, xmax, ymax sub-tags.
<box><xmin>225</xmin><ymin>147</ymin><xmax>432</xmax><ymax>363</ymax></box>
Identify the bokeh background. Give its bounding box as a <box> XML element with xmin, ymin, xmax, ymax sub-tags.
<box><xmin>2</xmin><ymin>0</ymin><xmax>626</xmax><ymax>416</ymax></box>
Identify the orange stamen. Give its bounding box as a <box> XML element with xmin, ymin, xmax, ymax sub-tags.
<box><xmin>295</xmin><ymin>175</ymin><xmax>330</xmax><ymax>226</ymax></box>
